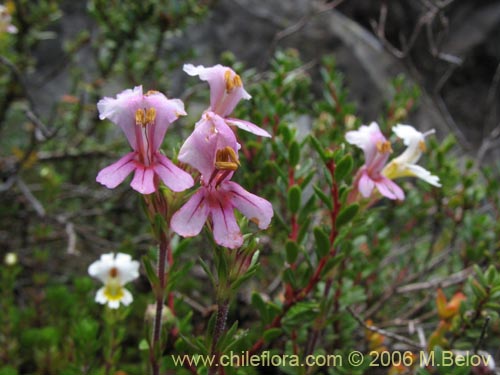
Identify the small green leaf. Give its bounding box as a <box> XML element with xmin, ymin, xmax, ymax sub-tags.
<box><xmin>142</xmin><ymin>255</ymin><xmax>159</xmax><ymax>288</ymax></box>
<box><xmin>289</xmin><ymin>140</ymin><xmax>300</xmax><ymax>167</ymax></box>
<box><xmin>286</xmin><ymin>240</ymin><xmax>300</xmax><ymax>264</ymax></box>
<box><xmin>334</xmin><ymin>155</ymin><xmax>353</xmax><ymax>182</ymax></box>
<box><xmin>313</xmin><ymin>185</ymin><xmax>333</xmax><ymax>210</ymax></box>
<box><xmin>287</xmin><ymin>185</ymin><xmax>302</xmax><ymax>214</ymax></box>
<box><xmin>263</xmin><ymin>328</ymin><xmax>283</xmax><ymax>343</ymax></box>
<box><xmin>335</xmin><ymin>203</ymin><xmax>359</xmax><ymax>228</ymax></box>
<box><xmin>309</xmin><ymin>135</ymin><xmax>328</xmax><ymax>164</ymax></box>
<box><xmin>313</xmin><ymin>227</ymin><xmax>330</xmax><ymax>258</ymax></box>
<box><xmin>198</xmin><ymin>258</ymin><xmax>216</xmax><ymax>288</ymax></box>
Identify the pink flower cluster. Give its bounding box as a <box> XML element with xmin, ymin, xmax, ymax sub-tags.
<box><xmin>96</xmin><ymin>65</ymin><xmax>273</xmax><ymax>249</ymax></box>
<box><xmin>346</xmin><ymin>122</ymin><xmax>440</xmax><ymax>201</ymax></box>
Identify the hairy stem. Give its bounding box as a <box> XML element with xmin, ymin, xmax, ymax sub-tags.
<box><xmin>208</xmin><ymin>299</ymin><xmax>229</xmax><ymax>375</ymax></box>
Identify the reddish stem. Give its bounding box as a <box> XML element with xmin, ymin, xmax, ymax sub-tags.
<box><xmin>249</xmin><ymin>160</ymin><xmax>342</xmax><ymax>355</ymax></box>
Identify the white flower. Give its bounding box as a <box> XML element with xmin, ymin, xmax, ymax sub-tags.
<box><xmin>382</xmin><ymin>124</ymin><xmax>441</xmax><ymax>187</ymax></box>
<box><xmin>88</xmin><ymin>253</ymin><xmax>140</xmax><ymax>309</ymax></box>
<box><xmin>4</xmin><ymin>252</ymin><xmax>17</xmax><ymax>266</ymax></box>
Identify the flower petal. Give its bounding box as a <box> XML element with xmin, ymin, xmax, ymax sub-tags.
<box><xmin>96</xmin><ymin>152</ymin><xmax>136</xmax><ymax>190</ymax></box>
<box><xmin>224</xmin><ymin>181</ymin><xmax>273</xmax><ymax>229</ymax></box>
<box><xmin>210</xmin><ymin>196</ymin><xmax>243</xmax><ymax>249</ymax></box>
<box><xmin>115</xmin><ymin>253</ymin><xmax>140</xmax><ymax>285</ymax></box>
<box><xmin>358</xmin><ymin>171</ymin><xmax>375</xmax><ymax>198</ymax></box>
<box><xmin>88</xmin><ymin>253</ymin><xmax>116</xmax><ymax>283</ymax></box>
<box><xmin>121</xmin><ymin>289</ymin><xmax>133</xmax><ymax>306</ymax></box>
<box><xmin>144</xmin><ymin>93</ymin><xmax>186</xmax><ymax>150</ymax></box>
<box><xmin>178</xmin><ymin>113</ymin><xmax>238</xmax><ymax>181</ymax></box>
<box><xmin>97</xmin><ymin>86</ymin><xmax>144</xmax><ymax>150</ymax></box>
<box><xmin>154</xmin><ymin>153</ymin><xmax>194</xmax><ymax>192</ymax></box>
<box><xmin>170</xmin><ymin>189</ymin><xmax>210</xmax><ymax>238</ymax></box>
<box><xmin>376</xmin><ymin>177</ymin><xmax>405</xmax><ymax>200</ymax></box>
<box><xmin>407</xmin><ymin>164</ymin><xmax>441</xmax><ymax>187</ymax></box>
<box><xmin>346</xmin><ymin>122</ymin><xmax>386</xmax><ymax>163</ymax></box>
<box><xmin>130</xmin><ymin>166</ymin><xmax>156</xmax><ymax>194</ymax></box>
<box><xmin>95</xmin><ymin>287</ymin><xmax>107</xmax><ymax>305</ymax></box>
<box><xmin>225</xmin><ymin>118</ymin><xmax>271</xmax><ymax>137</ymax></box>
<box><xmin>183</xmin><ymin>64</ymin><xmax>250</xmax><ymax>116</ymax></box>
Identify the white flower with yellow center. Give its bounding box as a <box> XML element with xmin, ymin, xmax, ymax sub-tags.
<box><xmin>382</xmin><ymin>124</ymin><xmax>441</xmax><ymax>187</ymax></box>
<box><xmin>88</xmin><ymin>253</ymin><xmax>140</xmax><ymax>309</ymax></box>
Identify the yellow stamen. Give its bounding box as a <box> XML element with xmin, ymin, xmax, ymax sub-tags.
<box><xmin>250</xmin><ymin>217</ymin><xmax>260</xmax><ymax>226</ymax></box>
<box><xmin>135</xmin><ymin>109</ymin><xmax>146</xmax><ymax>127</ymax></box>
<box><xmin>145</xmin><ymin>90</ymin><xmax>159</xmax><ymax>96</ymax></box>
<box><xmin>224</xmin><ymin>70</ymin><xmax>234</xmax><ymax>92</ymax></box>
<box><xmin>224</xmin><ymin>70</ymin><xmax>242</xmax><ymax>93</ymax></box>
<box><xmin>215</xmin><ymin>146</ymin><xmax>240</xmax><ymax>171</ymax></box>
<box><xmin>145</xmin><ymin>107</ymin><xmax>156</xmax><ymax>125</ymax></box>
<box><xmin>376</xmin><ymin>141</ymin><xmax>393</xmax><ymax>154</ymax></box>
<box><xmin>419</xmin><ymin>140</ymin><xmax>427</xmax><ymax>152</ymax></box>
<box><xmin>233</xmin><ymin>74</ymin><xmax>242</xmax><ymax>88</ymax></box>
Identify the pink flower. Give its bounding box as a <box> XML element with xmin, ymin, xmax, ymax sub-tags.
<box><xmin>170</xmin><ymin>116</ymin><xmax>273</xmax><ymax>249</ymax></box>
<box><xmin>183</xmin><ymin>64</ymin><xmax>271</xmax><ymax>138</ymax></box>
<box><xmin>346</xmin><ymin>122</ymin><xmax>404</xmax><ymax>200</ymax></box>
<box><xmin>96</xmin><ymin>86</ymin><xmax>194</xmax><ymax>195</ymax></box>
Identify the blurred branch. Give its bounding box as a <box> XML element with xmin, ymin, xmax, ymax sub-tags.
<box><xmin>396</xmin><ymin>267</ymin><xmax>473</xmax><ymax>294</ymax></box>
<box><xmin>16</xmin><ymin>178</ymin><xmax>46</xmax><ymax>217</ymax></box>
<box><xmin>347</xmin><ymin>306</ymin><xmax>424</xmax><ymax>350</ymax></box>
<box><xmin>257</xmin><ymin>0</ymin><xmax>345</xmax><ymax>68</ymax></box>
<box><xmin>0</xmin><ymin>55</ymin><xmax>39</xmax><ymax>117</ymax></box>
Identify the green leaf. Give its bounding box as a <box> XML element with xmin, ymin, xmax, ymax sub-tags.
<box><xmin>334</xmin><ymin>154</ymin><xmax>353</xmax><ymax>182</ymax></box>
<box><xmin>313</xmin><ymin>184</ymin><xmax>333</xmax><ymax>210</ymax></box>
<box><xmin>285</xmin><ymin>240</ymin><xmax>300</xmax><ymax>264</ymax></box>
<box><xmin>335</xmin><ymin>203</ymin><xmax>359</xmax><ymax>228</ymax></box>
<box><xmin>263</xmin><ymin>328</ymin><xmax>283</xmax><ymax>343</ymax></box>
<box><xmin>289</xmin><ymin>140</ymin><xmax>300</xmax><ymax>166</ymax></box>
<box><xmin>313</xmin><ymin>227</ymin><xmax>330</xmax><ymax>258</ymax></box>
<box><xmin>142</xmin><ymin>255</ymin><xmax>159</xmax><ymax>288</ymax></box>
<box><xmin>287</xmin><ymin>185</ymin><xmax>302</xmax><ymax>214</ymax></box>
<box><xmin>216</xmin><ymin>321</ymin><xmax>239</xmax><ymax>351</ymax></box>
<box><xmin>283</xmin><ymin>268</ymin><xmax>297</xmax><ymax>289</ymax></box>
<box><xmin>251</xmin><ymin>292</ymin><xmax>269</xmax><ymax>323</ymax></box>
<box><xmin>153</xmin><ymin>213</ymin><xmax>167</xmax><ymax>237</ymax></box>
<box><xmin>309</xmin><ymin>135</ymin><xmax>328</xmax><ymax>164</ymax></box>
<box><xmin>282</xmin><ymin>302</ymin><xmax>319</xmax><ymax>328</ymax></box>
<box><xmin>198</xmin><ymin>258</ymin><xmax>216</xmax><ymax>289</ymax></box>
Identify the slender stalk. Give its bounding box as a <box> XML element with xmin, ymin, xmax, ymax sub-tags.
<box><xmin>146</xmin><ymin>190</ymin><xmax>171</xmax><ymax>375</ymax></box>
<box><xmin>150</xmin><ymin>234</ymin><xmax>167</xmax><ymax>375</ymax></box>
<box><xmin>208</xmin><ymin>299</ymin><xmax>229</xmax><ymax>375</ymax></box>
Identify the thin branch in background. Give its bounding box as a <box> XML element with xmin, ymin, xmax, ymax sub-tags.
<box><xmin>0</xmin><ymin>55</ymin><xmax>39</xmax><ymax>118</ymax></box>
<box><xmin>347</xmin><ymin>306</ymin><xmax>424</xmax><ymax>350</ymax></box>
<box><xmin>65</xmin><ymin>222</ymin><xmax>78</xmax><ymax>255</ymax></box>
<box><xmin>16</xmin><ymin>178</ymin><xmax>46</xmax><ymax>217</ymax></box>
<box><xmin>477</xmin><ymin>124</ymin><xmax>500</xmax><ymax>163</ymax></box>
<box><xmin>395</xmin><ymin>267</ymin><xmax>473</xmax><ymax>294</ymax></box>
<box><xmin>259</xmin><ymin>0</ymin><xmax>345</xmax><ymax>68</ymax></box>
<box><xmin>24</xmin><ymin>109</ymin><xmax>54</xmax><ymax>140</ymax></box>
